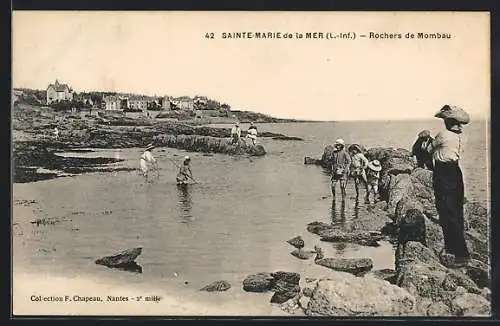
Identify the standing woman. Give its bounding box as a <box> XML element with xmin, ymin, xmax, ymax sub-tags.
<box><xmin>429</xmin><ymin>105</ymin><xmax>470</xmax><ymax>267</ymax></box>
<box><xmin>139</xmin><ymin>143</ymin><xmax>157</xmax><ymax>180</ymax></box>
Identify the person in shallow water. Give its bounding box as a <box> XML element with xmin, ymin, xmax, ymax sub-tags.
<box><xmin>330</xmin><ymin>138</ymin><xmax>351</xmax><ymax>199</ymax></box>
<box><xmin>348</xmin><ymin>144</ymin><xmax>370</xmax><ymax>203</ymax></box>
<box><xmin>365</xmin><ymin>160</ymin><xmax>382</xmax><ymax>204</ymax></box>
<box><xmin>176</xmin><ymin>156</ymin><xmax>194</xmax><ymax>185</ymax></box>
<box><xmin>139</xmin><ymin>143</ymin><xmax>157</xmax><ymax>179</ymax></box>
<box><xmin>427</xmin><ymin>104</ymin><xmax>471</xmax><ymax>268</ymax></box>
<box><xmin>411</xmin><ymin>129</ymin><xmax>434</xmax><ymax>170</ymax></box>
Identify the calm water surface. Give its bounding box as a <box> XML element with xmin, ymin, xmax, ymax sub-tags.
<box><xmin>13</xmin><ymin>120</ymin><xmax>488</xmax><ymax>313</ymax></box>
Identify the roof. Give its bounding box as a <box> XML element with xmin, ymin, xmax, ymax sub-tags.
<box><xmin>47</xmin><ymin>80</ymin><xmax>71</xmax><ymax>92</ymax></box>
<box><xmin>103</xmin><ymin>95</ymin><xmax>120</xmax><ymax>102</ymax></box>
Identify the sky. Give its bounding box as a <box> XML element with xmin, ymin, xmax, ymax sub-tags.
<box><xmin>12</xmin><ymin>11</ymin><xmax>490</xmax><ymax>121</ymax></box>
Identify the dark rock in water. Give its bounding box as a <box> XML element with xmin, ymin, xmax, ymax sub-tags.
<box><xmin>291</xmin><ymin>249</ymin><xmax>315</xmax><ymax>260</ymax></box>
<box><xmin>95</xmin><ymin>247</ymin><xmax>142</xmax><ymax>268</ymax></box>
<box><xmin>304</xmin><ymin>156</ymin><xmax>322</xmax><ymax>165</ymax></box>
<box><xmin>315</xmin><ymin>257</ymin><xmax>373</xmax><ymax>276</ymax></box>
<box><xmin>109</xmin><ymin>262</ymin><xmax>143</xmax><ymax>274</ymax></box>
<box><xmin>307</xmin><ymin>221</ymin><xmax>335</xmax><ymax>235</ymax></box>
<box><xmin>200</xmin><ymin>280</ymin><xmax>231</xmax><ymax>292</ymax></box>
<box><xmin>319</xmin><ymin>229</ymin><xmax>384</xmax><ymax>247</ymax></box>
<box><xmin>242</xmin><ymin>272</ymin><xmax>274</xmax><ymax>292</ymax></box>
<box><xmin>269</xmin><ymin>272</ymin><xmax>301</xmax><ymax>304</ymax></box>
<box><xmin>270</xmin><ymin>285</ymin><xmax>301</xmax><ymax>304</ymax></box>
<box><xmin>271</xmin><ymin>271</ymin><xmax>301</xmax><ymax>285</ymax></box>
<box><xmin>305</xmin><ymin>278</ymin><xmax>317</xmax><ymax>283</ymax></box>
<box><xmin>287</xmin><ymin>236</ymin><xmax>305</xmax><ymax>249</ymax></box>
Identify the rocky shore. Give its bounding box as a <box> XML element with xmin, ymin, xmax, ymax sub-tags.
<box><xmin>12</xmin><ymin>104</ymin><xmax>302</xmax><ymax>183</ymax></box>
<box><xmin>276</xmin><ymin>146</ymin><xmax>491</xmax><ymax>316</ymax></box>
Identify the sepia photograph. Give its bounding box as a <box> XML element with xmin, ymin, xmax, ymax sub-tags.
<box><xmin>11</xmin><ymin>11</ymin><xmax>490</xmax><ymax>317</ymax></box>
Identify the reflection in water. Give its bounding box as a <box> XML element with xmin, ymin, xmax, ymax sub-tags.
<box><xmin>330</xmin><ymin>199</ymin><xmax>346</xmax><ymax>224</ymax></box>
<box><xmin>176</xmin><ymin>184</ymin><xmax>193</xmax><ymax>223</ymax></box>
<box><xmin>102</xmin><ymin>262</ymin><xmax>143</xmax><ymax>274</ymax></box>
<box><xmin>353</xmin><ymin>198</ymin><xmax>361</xmax><ymax>220</ymax></box>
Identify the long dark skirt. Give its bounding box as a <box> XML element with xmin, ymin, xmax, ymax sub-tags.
<box><xmin>432</xmin><ymin>160</ymin><xmax>469</xmax><ymax>260</ymax></box>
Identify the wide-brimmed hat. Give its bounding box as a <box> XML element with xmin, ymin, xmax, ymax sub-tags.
<box><xmin>434</xmin><ymin>105</ymin><xmax>470</xmax><ymax>125</ymax></box>
<box><xmin>145</xmin><ymin>143</ymin><xmax>155</xmax><ymax>151</ymax></box>
<box><xmin>334</xmin><ymin>138</ymin><xmax>345</xmax><ymax>146</ymax></box>
<box><xmin>367</xmin><ymin>160</ymin><xmax>382</xmax><ymax>172</ymax></box>
<box><xmin>417</xmin><ymin>130</ymin><xmax>431</xmax><ymax>138</ymax></box>
<box><xmin>184</xmin><ymin>155</ymin><xmax>191</xmax><ymax>161</ymax></box>
<box><xmin>348</xmin><ymin>143</ymin><xmax>362</xmax><ymax>153</ymax></box>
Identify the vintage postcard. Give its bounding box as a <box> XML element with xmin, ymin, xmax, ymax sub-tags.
<box><xmin>12</xmin><ymin>11</ymin><xmax>490</xmax><ymax>317</ymax></box>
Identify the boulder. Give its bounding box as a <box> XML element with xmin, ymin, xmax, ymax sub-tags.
<box><xmin>448</xmin><ymin>292</ymin><xmax>491</xmax><ymax>317</ymax></box>
<box><xmin>95</xmin><ymin>247</ymin><xmax>142</xmax><ymax>267</ymax></box>
<box><xmin>319</xmin><ymin>229</ymin><xmax>384</xmax><ymax>247</ymax></box>
<box><xmin>463</xmin><ymin>259</ymin><xmax>490</xmax><ymax>289</ymax></box>
<box><xmin>307</xmin><ymin>221</ymin><xmax>337</xmax><ymax>235</ymax></box>
<box><xmin>200</xmin><ymin>280</ymin><xmax>231</xmax><ymax>292</ymax></box>
<box><xmin>464</xmin><ymin>201</ymin><xmax>488</xmax><ymax>236</ymax></box>
<box><xmin>286</xmin><ymin>236</ymin><xmax>305</xmax><ymax>249</ymax></box>
<box><xmin>269</xmin><ymin>271</ymin><xmax>301</xmax><ymax>304</ymax></box>
<box><xmin>242</xmin><ymin>272</ymin><xmax>274</xmax><ymax>292</ymax></box>
<box><xmin>387</xmin><ymin>174</ymin><xmax>415</xmax><ymax>212</ymax></box>
<box><xmin>383</xmin><ymin>157</ymin><xmax>415</xmax><ymax>176</ymax></box>
<box><xmin>271</xmin><ymin>271</ymin><xmax>300</xmax><ymax>285</ymax></box>
<box><xmin>465</xmin><ymin>229</ymin><xmax>489</xmax><ymax>264</ymax></box>
<box><xmin>320</xmin><ymin>145</ymin><xmax>335</xmax><ymax>167</ymax></box>
<box><xmin>291</xmin><ymin>249</ymin><xmax>316</xmax><ymax>260</ymax></box>
<box><xmin>410</xmin><ymin>168</ymin><xmax>433</xmax><ymax>188</ymax></box>
<box><xmin>315</xmin><ymin>257</ymin><xmax>373</xmax><ymax>276</ymax></box>
<box><xmin>305</xmin><ymin>274</ymin><xmax>416</xmax><ymax>316</ymax></box>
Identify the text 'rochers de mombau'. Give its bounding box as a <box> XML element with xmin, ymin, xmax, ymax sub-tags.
<box><xmin>205</xmin><ymin>31</ymin><xmax>452</xmax><ymax>40</ymax></box>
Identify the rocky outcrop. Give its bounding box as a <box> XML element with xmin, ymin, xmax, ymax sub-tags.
<box><xmin>305</xmin><ymin>273</ymin><xmax>416</xmax><ymax>316</ymax></box>
<box><xmin>303</xmin><ymin>144</ymin><xmax>489</xmax><ymax>316</ymax></box>
<box><xmin>153</xmin><ymin>134</ymin><xmax>266</xmax><ymax>156</ymax></box>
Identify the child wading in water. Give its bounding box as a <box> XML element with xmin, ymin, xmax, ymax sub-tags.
<box><xmin>366</xmin><ymin>160</ymin><xmax>382</xmax><ymax>204</ymax></box>
<box><xmin>330</xmin><ymin>139</ymin><xmax>351</xmax><ymax>199</ymax></box>
<box><xmin>176</xmin><ymin>156</ymin><xmax>194</xmax><ymax>185</ymax></box>
<box><xmin>348</xmin><ymin>144</ymin><xmax>370</xmax><ymax>203</ymax></box>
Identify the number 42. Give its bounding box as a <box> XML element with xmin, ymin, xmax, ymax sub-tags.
<box><xmin>205</xmin><ymin>32</ymin><xmax>215</xmax><ymax>39</ymax></box>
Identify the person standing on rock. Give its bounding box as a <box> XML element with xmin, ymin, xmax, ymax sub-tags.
<box><xmin>330</xmin><ymin>139</ymin><xmax>351</xmax><ymax>199</ymax></box>
<box><xmin>428</xmin><ymin>105</ymin><xmax>470</xmax><ymax>267</ymax></box>
<box><xmin>411</xmin><ymin>130</ymin><xmax>434</xmax><ymax>170</ymax></box>
<box><xmin>365</xmin><ymin>160</ymin><xmax>382</xmax><ymax>204</ymax></box>
<box><xmin>246</xmin><ymin>123</ymin><xmax>258</xmax><ymax>146</ymax></box>
<box><xmin>348</xmin><ymin>144</ymin><xmax>370</xmax><ymax>203</ymax></box>
<box><xmin>139</xmin><ymin>143</ymin><xmax>157</xmax><ymax>180</ymax></box>
<box><xmin>53</xmin><ymin>127</ymin><xmax>59</xmax><ymax>140</ymax></box>
<box><xmin>231</xmin><ymin>123</ymin><xmax>241</xmax><ymax>145</ymax></box>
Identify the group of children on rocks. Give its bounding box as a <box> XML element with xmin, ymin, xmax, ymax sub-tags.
<box><xmin>329</xmin><ymin>138</ymin><xmax>382</xmax><ymax>204</ymax></box>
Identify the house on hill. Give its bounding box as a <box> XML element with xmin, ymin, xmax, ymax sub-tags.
<box><xmin>46</xmin><ymin>79</ymin><xmax>74</xmax><ymax>104</ymax></box>
<box><xmin>103</xmin><ymin>95</ymin><xmax>124</xmax><ymax>111</ymax></box>
<box><xmin>171</xmin><ymin>97</ymin><xmax>194</xmax><ymax>110</ymax></box>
